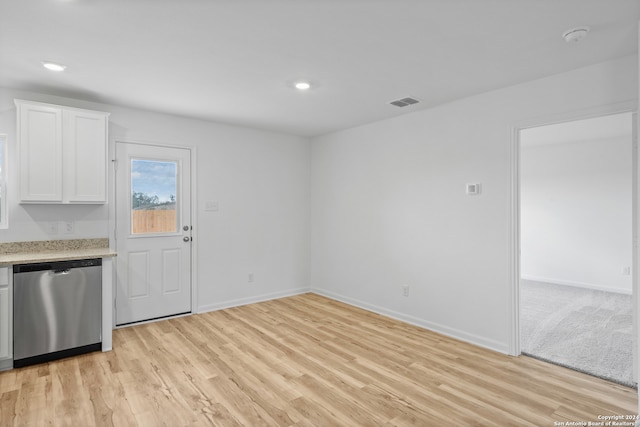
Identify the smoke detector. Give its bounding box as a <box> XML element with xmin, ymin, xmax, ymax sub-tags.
<box><xmin>562</xmin><ymin>27</ymin><xmax>589</xmax><ymax>43</ymax></box>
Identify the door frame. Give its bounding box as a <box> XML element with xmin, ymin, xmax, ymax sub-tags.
<box><xmin>509</xmin><ymin>100</ymin><xmax>638</xmax><ymax>360</ymax></box>
<box><xmin>109</xmin><ymin>138</ymin><xmax>198</xmax><ymax>328</ymax></box>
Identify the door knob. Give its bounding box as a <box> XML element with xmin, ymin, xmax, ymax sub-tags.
<box><xmin>183</xmin><ymin>236</ymin><xmax>190</xmax><ymax>242</ymax></box>
<box><xmin>183</xmin><ymin>225</ymin><xmax>190</xmax><ymax>231</ymax></box>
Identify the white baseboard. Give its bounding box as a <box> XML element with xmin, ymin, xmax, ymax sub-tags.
<box><xmin>521</xmin><ymin>275</ymin><xmax>631</xmax><ymax>295</ymax></box>
<box><xmin>310</xmin><ymin>288</ymin><xmax>510</xmax><ymax>355</ymax></box>
<box><xmin>197</xmin><ymin>287</ymin><xmax>310</xmax><ymax>314</ymax></box>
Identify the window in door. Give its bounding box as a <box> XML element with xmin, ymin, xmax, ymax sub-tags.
<box><xmin>130</xmin><ymin>158</ymin><xmax>178</xmax><ymax>235</ymax></box>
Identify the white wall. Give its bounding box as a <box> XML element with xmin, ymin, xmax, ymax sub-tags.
<box><xmin>310</xmin><ymin>55</ymin><xmax>638</xmax><ymax>353</ymax></box>
<box><xmin>0</xmin><ymin>88</ymin><xmax>311</xmax><ymax>312</ymax></box>
<box><xmin>520</xmin><ymin>134</ymin><xmax>632</xmax><ymax>294</ymax></box>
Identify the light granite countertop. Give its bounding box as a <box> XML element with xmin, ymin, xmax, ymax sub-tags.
<box><xmin>0</xmin><ymin>239</ymin><xmax>117</xmax><ymax>266</ymax></box>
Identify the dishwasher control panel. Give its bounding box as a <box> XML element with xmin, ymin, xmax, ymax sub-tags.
<box><xmin>14</xmin><ymin>258</ymin><xmax>101</xmax><ymax>273</ymax></box>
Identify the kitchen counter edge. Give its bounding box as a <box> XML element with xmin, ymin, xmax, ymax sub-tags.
<box><xmin>0</xmin><ymin>249</ymin><xmax>117</xmax><ymax>266</ymax></box>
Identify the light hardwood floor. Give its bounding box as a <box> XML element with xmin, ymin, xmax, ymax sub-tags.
<box><xmin>0</xmin><ymin>293</ymin><xmax>636</xmax><ymax>426</ymax></box>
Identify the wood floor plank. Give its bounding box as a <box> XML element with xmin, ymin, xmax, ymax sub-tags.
<box><xmin>0</xmin><ymin>293</ymin><xmax>636</xmax><ymax>426</ymax></box>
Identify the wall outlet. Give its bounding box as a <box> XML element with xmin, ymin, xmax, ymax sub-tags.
<box><xmin>47</xmin><ymin>222</ymin><xmax>59</xmax><ymax>234</ymax></box>
<box><xmin>402</xmin><ymin>285</ymin><xmax>409</xmax><ymax>297</ymax></box>
<box><xmin>62</xmin><ymin>221</ymin><xmax>75</xmax><ymax>234</ymax></box>
<box><xmin>622</xmin><ymin>266</ymin><xmax>631</xmax><ymax>276</ymax></box>
<box><xmin>248</xmin><ymin>273</ymin><xmax>255</xmax><ymax>283</ymax></box>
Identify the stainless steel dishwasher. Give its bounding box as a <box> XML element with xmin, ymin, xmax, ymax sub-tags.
<box><xmin>13</xmin><ymin>258</ymin><xmax>102</xmax><ymax>368</ymax></box>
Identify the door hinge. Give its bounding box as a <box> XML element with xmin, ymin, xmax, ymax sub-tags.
<box><xmin>112</xmin><ymin>159</ymin><xmax>118</xmax><ymax>171</ymax></box>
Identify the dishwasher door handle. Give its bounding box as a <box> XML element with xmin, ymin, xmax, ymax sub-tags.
<box><xmin>53</xmin><ymin>269</ymin><xmax>71</xmax><ymax>275</ymax></box>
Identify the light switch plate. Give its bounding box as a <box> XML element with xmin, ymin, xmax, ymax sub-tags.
<box><xmin>204</xmin><ymin>201</ymin><xmax>219</xmax><ymax>212</ymax></box>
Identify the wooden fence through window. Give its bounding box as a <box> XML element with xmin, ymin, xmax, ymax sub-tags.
<box><xmin>132</xmin><ymin>210</ymin><xmax>176</xmax><ymax>234</ymax></box>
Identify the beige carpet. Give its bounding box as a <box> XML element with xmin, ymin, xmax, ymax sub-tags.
<box><xmin>520</xmin><ymin>279</ymin><xmax>635</xmax><ymax>387</ymax></box>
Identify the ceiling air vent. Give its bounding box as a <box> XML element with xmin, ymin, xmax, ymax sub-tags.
<box><xmin>389</xmin><ymin>97</ymin><xmax>420</xmax><ymax>108</ymax></box>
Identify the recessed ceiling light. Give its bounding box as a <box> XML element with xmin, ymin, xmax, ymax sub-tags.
<box><xmin>42</xmin><ymin>61</ymin><xmax>67</xmax><ymax>72</ymax></box>
<box><xmin>294</xmin><ymin>81</ymin><xmax>311</xmax><ymax>90</ymax></box>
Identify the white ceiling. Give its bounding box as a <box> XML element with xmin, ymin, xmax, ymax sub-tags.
<box><xmin>1</xmin><ymin>0</ymin><xmax>638</xmax><ymax>137</ymax></box>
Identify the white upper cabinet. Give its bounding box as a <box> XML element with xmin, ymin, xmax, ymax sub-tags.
<box><xmin>16</xmin><ymin>99</ymin><xmax>110</xmax><ymax>204</ymax></box>
<box><xmin>63</xmin><ymin>109</ymin><xmax>109</xmax><ymax>203</ymax></box>
<box><xmin>17</xmin><ymin>101</ymin><xmax>63</xmax><ymax>202</ymax></box>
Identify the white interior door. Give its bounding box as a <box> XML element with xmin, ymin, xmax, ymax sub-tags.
<box><xmin>115</xmin><ymin>142</ymin><xmax>192</xmax><ymax>325</ymax></box>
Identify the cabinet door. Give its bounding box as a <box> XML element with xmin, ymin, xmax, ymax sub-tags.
<box><xmin>0</xmin><ymin>287</ymin><xmax>8</xmax><ymax>360</ymax></box>
<box><xmin>63</xmin><ymin>109</ymin><xmax>108</xmax><ymax>203</ymax></box>
<box><xmin>18</xmin><ymin>102</ymin><xmax>63</xmax><ymax>202</ymax></box>
<box><xmin>0</xmin><ymin>267</ymin><xmax>9</xmax><ymax>361</ymax></box>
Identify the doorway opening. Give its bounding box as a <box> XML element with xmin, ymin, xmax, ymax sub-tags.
<box><xmin>517</xmin><ymin>111</ymin><xmax>636</xmax><ymax>387</ymax></box>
